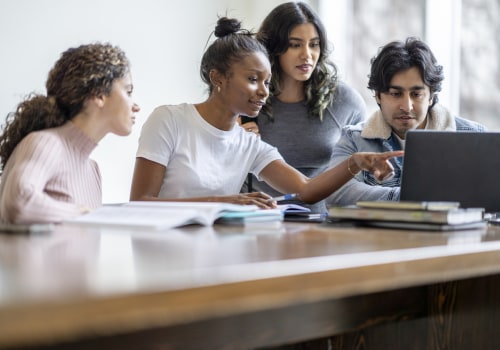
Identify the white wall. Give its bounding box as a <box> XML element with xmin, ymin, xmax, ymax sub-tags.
<box><xmin>0</xmin><ymin>0</ymin><xmax>290</xmax><ymax>203</ymax></box>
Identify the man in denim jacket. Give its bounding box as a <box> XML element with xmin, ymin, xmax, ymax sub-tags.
<box><xmin>327</xmin><ymin>37</ymin><xmax>486</xmax><ymax>206</ymax></box>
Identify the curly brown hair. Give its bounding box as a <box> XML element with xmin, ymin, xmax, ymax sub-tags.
<box><xmin>0</xmin><ymin>43</ymin><xmax>129</xmax><ymax>170</ymax></box>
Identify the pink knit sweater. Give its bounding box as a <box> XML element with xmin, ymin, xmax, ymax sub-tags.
<box><xmin>0</xmin><ymin>122</ymin><xmax>101</xmax><ymax>224</ymax></box>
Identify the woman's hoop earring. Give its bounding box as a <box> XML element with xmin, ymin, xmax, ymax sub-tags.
<box><xmin>217</xmin><ymin>85</ymin><xmax>221</xmax><ymax>93</ymax></box>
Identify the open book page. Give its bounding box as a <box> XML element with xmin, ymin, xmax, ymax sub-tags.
<box><xmin>64</xmin><ymin>202</ymin><xmax>279</xmax><ymax>230</ymax></box>
<box><xmin>64</xmin><ymin>206</ymin><xmax>202</xmax><ymax>230</ymax></box>
<box><xmin>124</xmin><ymin>201</ymin><xmax>259</xmax><ymax>211</ymax></box>
<box><xmin>123</xmin><ymin>201</ymin><xmax>261</xmax><ymax>226</ymax></box>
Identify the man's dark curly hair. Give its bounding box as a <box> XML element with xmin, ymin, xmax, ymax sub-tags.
<box><xmin>368</xmin><ymin>37</ymin><xmax>444</xmax><ymax>108</ymax></box>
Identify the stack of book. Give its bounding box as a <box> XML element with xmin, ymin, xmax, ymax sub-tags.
<box><xmin>327</xmin><ymin>201</ymin><xmax>486</xmax><ymax>231</ymax></box>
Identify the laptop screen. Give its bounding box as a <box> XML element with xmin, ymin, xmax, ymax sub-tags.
<box><xmin>400</xmin><ymin>130</ymin><xmax>500</xmax><ymax>213</ymax></box>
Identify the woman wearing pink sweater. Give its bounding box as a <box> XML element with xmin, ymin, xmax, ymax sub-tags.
<box><xmin>0</xmin><ymin>43</ymin><xmax>140</xmax><ymax>224</ymax></box>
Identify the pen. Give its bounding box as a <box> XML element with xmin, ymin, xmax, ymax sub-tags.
<box><xmin>267</xmin><ymin>193</ymin><xmax>299</xmax><ymax>202</ymax></box>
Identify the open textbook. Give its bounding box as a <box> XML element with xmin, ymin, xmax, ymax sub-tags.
<box><xmin>64</xmin><ymin>201</ymin><xmax>284</xmax><ymax>230</ymax></box>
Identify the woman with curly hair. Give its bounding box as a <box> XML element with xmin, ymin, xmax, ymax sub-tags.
<box><xmin>0</xmin><ymin>43</ymin><xmax>140</xmax><ymax>224</ymax></box>
<box><xmin>130</xmin><ymin>16</ymin><xmax>400</xmax><ymax>208</ymax></box>
<box><xmin>240</xmin><ymin>2</ymin><xmax>367</xmax><ymax>214</ymax></box>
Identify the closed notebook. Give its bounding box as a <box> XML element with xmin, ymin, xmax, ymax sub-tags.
<box><xmin>365</xmin><ymin>220</ymin><xmax>487</xmax><ymax>231</ymax></box>
<box><xmin>276</xmin><ymin>203</ymin><xmax>326</xmax><ymax>223</ymax></box>
<box><xmin>355</xmin><ymin>200</ymin><xmax>460</xmax><ymax>211</ymax></box>
<box><xmin>215</xmin><ymin>208</ymin><xmax>283</xmax><ymax>224</ymax></box>
<box><xmin>277</xmin><ymin>203</ymin><xmax>311</xmax><ymax>214</ymax></box>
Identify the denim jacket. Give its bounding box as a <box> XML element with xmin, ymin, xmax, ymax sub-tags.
<box><xmin>327</xmin><ymin>104</ymin><xmax>487</xmax><ymax>206</ymax></box>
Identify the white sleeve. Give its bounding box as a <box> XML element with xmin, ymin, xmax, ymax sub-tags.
<box><xmin>251</xmin><ymin>139</ymin><xmax>283</xmax><ymax>180</ymax></box>
<box><xmin>136</xmin><ymin>105</ymin><xmax>176</xmax><ymax>167</ymax></box>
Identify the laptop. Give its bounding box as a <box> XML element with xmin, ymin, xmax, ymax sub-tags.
<box><xmin>400</xmin><ymin>130</ymin><xmax>500</xmax><ymax>213</ymax></box>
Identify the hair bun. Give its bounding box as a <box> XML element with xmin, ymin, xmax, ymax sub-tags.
<box><xmin>214</xmin><ymin>17</ymin><xmax>242</xmax><ymax>38</ymax></box>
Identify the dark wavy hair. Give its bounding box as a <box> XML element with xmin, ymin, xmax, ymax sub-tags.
<box><xmin>256</xmin><ymin>1</ymin><xmax>338</xmax><ymax>120</ymax></box>
<box><xmin>200</xmin><ymin>17</ymin><xmax>268</xmax><ymax>94</ymax></box>
<box><xmin>0</xmin><ymin>43</ymin><xmax>129</xmax><ymax>170</ymax></box>
<box><xmin>368</xmin><ymin>37</ymin><xmax>444</xmax><ymax>108</ymax></box>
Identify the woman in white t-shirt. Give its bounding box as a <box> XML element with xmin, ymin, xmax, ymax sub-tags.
<box><xmin>130</xmin><ymin>17</ymin><xmax>402</xmax><ymax>209</ymax></box>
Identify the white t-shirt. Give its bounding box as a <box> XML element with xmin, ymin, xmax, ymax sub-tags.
<box><xmin>136</xmin><ymin>103</ymin><xmax>283</xmax><ymax>199</ymax></box>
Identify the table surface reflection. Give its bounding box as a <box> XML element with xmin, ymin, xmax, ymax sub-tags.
<box><xmin>1</xmin><ymin>221</ymin><xmax>500</xmax><ymax>348</ymax></box>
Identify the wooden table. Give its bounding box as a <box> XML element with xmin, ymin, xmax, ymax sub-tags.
<box><xmin>1</xmin><ymin>221</ymin><xmax>500</xmax><ymax>349</ymax></box>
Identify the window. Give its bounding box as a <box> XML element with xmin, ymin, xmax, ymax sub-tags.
<box><xmin>320</xmin><ymin>0</ymin><xmax>498</xmax><ymax>130</ymax></box>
